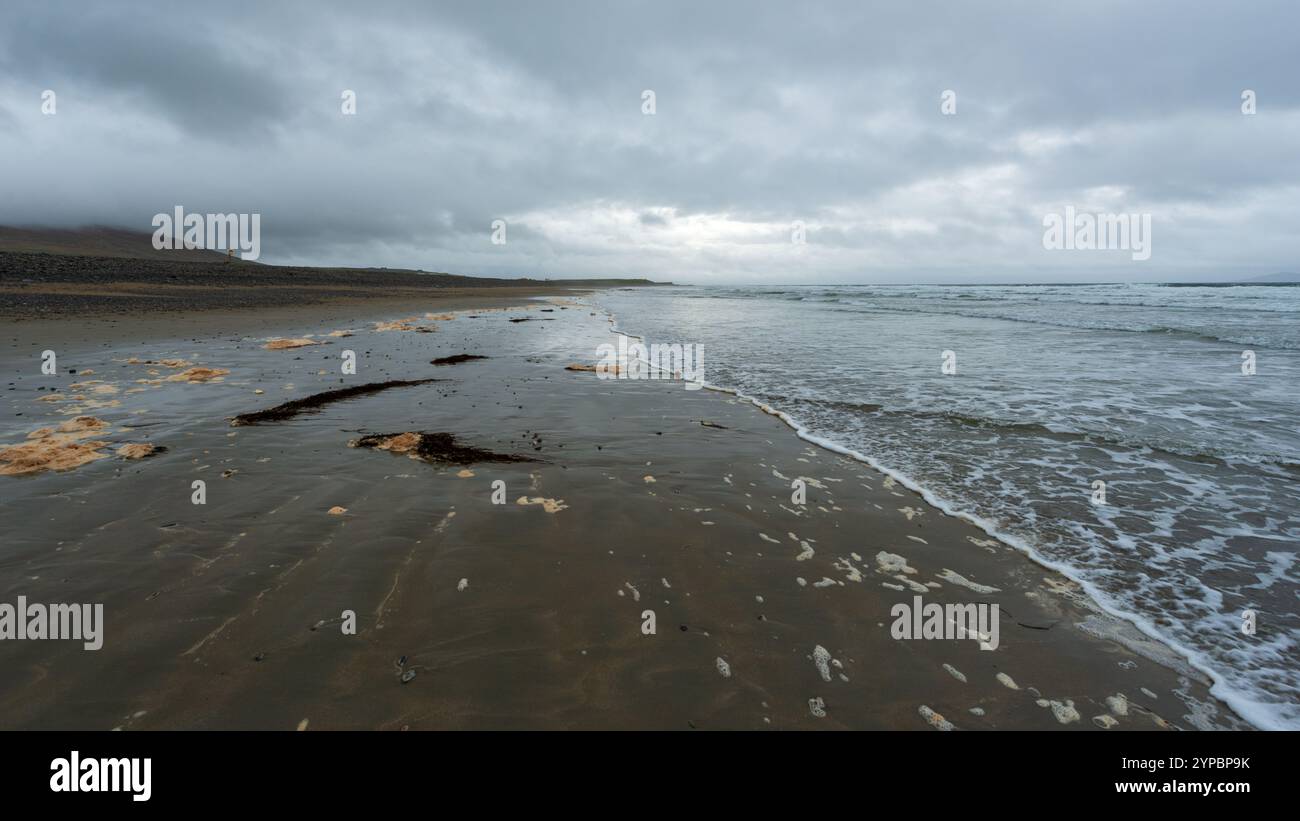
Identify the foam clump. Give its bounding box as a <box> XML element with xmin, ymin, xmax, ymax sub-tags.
<box><xmin>564</xmin><ymin>363</ymin><xmax>623</xmax><ymax>375</ymax></box>
<box><xmin>919</xmin><ymin>705</ymin><xmax>954</xmax><ymax>731</ymax></box>
<box><xmin>1</xmin><ymin>416</ymin><xmax>115</xmax><ymax>476</ymax></box>
<box><xmin>517</xmin><ymin>496</ymin><xmax>568</xmax><ymax>514</ymax></box>
<box><xmin>812</xmin><ymin>645</ymin><xmax>833</xmax><ymax>682</ymax></box>
<box><xmin>875</xmin><ymin>551</ymin><xmax>915</xmax><ymax>574</ymax></box>
<box><xmin>1048</xmin><ymin>699</ymin><xmax>1081</xmax><ymax>724</ymax></box>
<box><xmin>375</xmin><ymin>317</ymin><xmax>434</xmax><ymax>332</ymax></box>
<box><xmin>117</xmin><ymin>443</ymin><xmax>163</xmax><ymax>459</ymax></box>
<box><xmin>264</xmin><ymin>338</ymin><xmax>318</xmax><ymax>350</ymax></box>
<box><xmin>1</xmin><ymin>438</ymin><xmax>109</xmax><ymax>475</ymax></box>
<box><xmin>166</xmin><ymin>367</ymin><xmax>229</xmax><ymax>383</ymax></box>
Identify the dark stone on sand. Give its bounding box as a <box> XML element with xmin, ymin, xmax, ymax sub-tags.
<box><xmin>230</xmin><ymin>378</ymin><xmax>441</xmax><ymax>426</ymax></box>
<box><xmin>1016</xmin><ymin>620</ymin><xmax>1059</xmax><ymax>630</ymax></box>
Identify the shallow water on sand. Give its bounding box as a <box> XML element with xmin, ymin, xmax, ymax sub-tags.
<box><xmin>597</xmin><ymin>284</ymin><xmax>1300</xmax><ymax>729</ymax></box>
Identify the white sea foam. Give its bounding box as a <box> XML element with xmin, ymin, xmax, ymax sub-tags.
<box><xmin>812</xmin><ymin>645</ymin><xmax>833</xmax><ymax>682</ymax></box>
<box><xmin>599</xmin><ymin>287</ymin><xmax>1300</xmax><ymax>730</ymax></box>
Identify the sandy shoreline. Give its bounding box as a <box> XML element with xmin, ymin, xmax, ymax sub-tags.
<box><xmin>0</xmin><ymin>293</ymin><xmax>1247</xmax><ymax>729</ymax></box>
<box><xmin>0</xmin><ymin>246</ymin><xmax>653</xmax><ymax>321</ymax></box>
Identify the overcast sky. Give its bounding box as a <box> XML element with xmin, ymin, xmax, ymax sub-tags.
<box><xmin>1</xmin><ymin>0</ymin><xmax>1297</xmax><ymax>283</ymax></box>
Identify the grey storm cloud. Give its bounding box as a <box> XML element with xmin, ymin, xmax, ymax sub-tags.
<box><xmin>0</xmin><ymin>0</ymin><xmax>1297</xmax><ymax>282</ymax></box>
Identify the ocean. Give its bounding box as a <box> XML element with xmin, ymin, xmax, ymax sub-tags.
<box><xmin>596</xmin><ymin>282</ymin><xmax>1300</xmax><ymax>729</ymax></box>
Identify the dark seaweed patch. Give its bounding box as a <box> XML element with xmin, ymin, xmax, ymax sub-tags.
<box><xmin>429</xmin><ymin>354</ymin><xmax>489</xmax><ymax>366</ymax></box>
<box><xmin>350</xmin><ymin>431</ymin><xmax>535</xmax><ymax>465</ymax></box>
<box><xmin>230</xmin><ymin>379</ymin><xmax>440</xmax><ymax>426</ymax></box>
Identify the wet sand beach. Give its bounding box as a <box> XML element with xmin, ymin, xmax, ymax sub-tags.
<box><xmin>0</xmin><ymin>295</ymin><xmax>1247</xmax><ymax>730</ymax></box>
